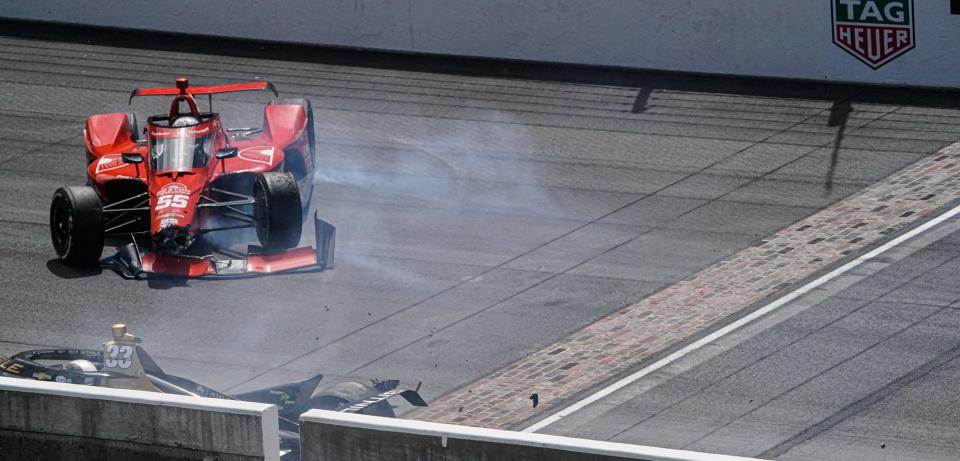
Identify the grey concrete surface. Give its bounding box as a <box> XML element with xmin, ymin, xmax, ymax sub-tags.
<box><xmin>542</xmin><ymin>216</ymin><xmax>960</xmax><ymax>461</ymax></box>
<box><xmin>0</xmin><ymin>377</ymin><xmax>277</xmax><ymax>461</ymax></box>
<box><xmin>0</xmin><ymin>34</ymin><xmax>957</xmax><ymax>430</ymax></box>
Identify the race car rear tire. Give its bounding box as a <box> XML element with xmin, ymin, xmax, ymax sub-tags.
<box><xmin>253</xmin><ymin>171</ymin><xmax>302</xmax><ymax>251</ymax></box>
<box><xmin>50</xmin><ymin>186</ymin><xmax>104</xmax><ymax>266</ymax></box>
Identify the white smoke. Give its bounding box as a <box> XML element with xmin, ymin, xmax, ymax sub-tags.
<box><xmin>312</xmin><ymin>108</ymin><xmax>561</xmax><ymax>273</ymax></box>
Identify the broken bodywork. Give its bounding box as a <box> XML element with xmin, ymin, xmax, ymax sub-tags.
<box><xmin>0</xmin><ymin>324</ymin><xmax>427</xmax><ymax>458</ymax></box>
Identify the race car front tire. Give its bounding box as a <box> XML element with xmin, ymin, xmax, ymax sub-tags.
<box><xmin>253</xmin><ymin>171</ymin><xmax>302</xmax><ymax>251</ymax></box>
<box><xmin>50</xmin><ymin>186</ymin><xmax>104</xmax><ymax>266</ymax></box>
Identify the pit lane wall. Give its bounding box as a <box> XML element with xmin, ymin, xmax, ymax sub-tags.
<box><xmin>0</xmin><ymin>377</ymin><xmax>279</xmax><ymax>461</ymax></box>
<box><xmin>2</xmin><ymin>0</ymin><xmax>960</xmax><ymax>88</ymax></box>
<box><xmin>299</xmin><ymin>410</ymin><xmax>768</xmax><ymax>461</ymax></box>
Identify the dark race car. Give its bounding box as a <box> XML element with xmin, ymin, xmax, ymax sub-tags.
<box><xmin>50</xmin><ymin>77</ymin><xmax>335</xmax><ymax>278</ymax></box>
<box><xmin>0</xmin><ymin>324</ymin><xmax>427</xmax><ymax>459</ymax></box>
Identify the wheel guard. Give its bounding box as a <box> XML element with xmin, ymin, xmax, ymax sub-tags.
<box><xmin>102</xmin><ymin>212</ymin><xmax>335</xmax><ymax>279</ymax></box>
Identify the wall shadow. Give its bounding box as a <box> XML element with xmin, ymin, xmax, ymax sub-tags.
<box><xmin>825</xmin><ymin>99</ymin><xmax>853</xmax><ymax>193</ymax></box>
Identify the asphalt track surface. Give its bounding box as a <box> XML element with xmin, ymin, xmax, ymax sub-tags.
<box><xmin>543</xmin><ymin>214</ymin><xmax>960</xmax><ymax>461</ymax></box>
<box><xmin>0</xmin><ymin>34</ymin><xmax>958</xmax><ymax>443</ymax></box>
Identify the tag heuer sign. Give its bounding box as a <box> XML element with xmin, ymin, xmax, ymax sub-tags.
<box><xmin>832</xmin><ymin>0</ymin><xmax>915</xmax><ymax>69</ymax></box>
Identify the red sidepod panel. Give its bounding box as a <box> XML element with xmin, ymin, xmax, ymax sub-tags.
<box><xmin>262</xmin><ymin>104</ymin><xmax>306</xmax><ymax>151</ymax></box>
<box><xmin>222</xmin><ymin>104</ymin><xmax>307</xmax><ymax>175</ymax></box>
<box><xmin>86</xmin><ymin>154</ymin><xmax>145</xmax><ymax>184</ymax></box>
<box><xmin>84</xmin><ymin>113</ymin><xmax>137</xmax><ymax>160</ymax></box>
<box><xmin>223</xmin><ymin>140</ymin><xmax>284</xmax><ymax>174</ymax></box>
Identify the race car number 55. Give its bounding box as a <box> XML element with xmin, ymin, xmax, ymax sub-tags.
<box><xmin>156</xmin><ymin>194</ymin><xmax>189</xmax><ymax>209</ymax></box>
<box><xmin>105</xmin><ymin>345</ymin><xmax>133</xmax><ymax>369</ymax></box>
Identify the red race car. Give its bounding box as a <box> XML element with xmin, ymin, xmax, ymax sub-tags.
<box><xmin>50</xmin><ymin>78</ymin><xmax>335</xmax><ymax>278</ymax></box>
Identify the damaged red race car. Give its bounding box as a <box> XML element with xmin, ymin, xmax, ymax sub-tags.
<box><xmin>49</xmin><ymin>77</ymin><xmax>334</xmax><ymax>278</ymax></box>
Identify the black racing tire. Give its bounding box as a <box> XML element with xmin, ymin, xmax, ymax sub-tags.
<box><xmin>253</xmin><ymin>171</ymin><xmax>302</xmax><ymax>251</ymax></box>
<box><xmin>50</xmin><ymin>186</ymin><xmax>104</xmax><ymax>266</ymax></box>
<box><xmin>269</xmin><ymin>98</ymin><xmax>315</xmax><ymax>214</ymax></box>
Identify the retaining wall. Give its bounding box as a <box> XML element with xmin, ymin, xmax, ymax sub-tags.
<box><xmin>1</xmin><ymin>1</ymin><xmax>959</xmax><ymax>88</ymax></box>
<box><xmin>299</xmin><ymin>410</ymin><xmax>767</xmax><ymax>461</ymax></box>
<box><xmin>0</xmin><ymin>377</ymin><xmax>279</xmax><ymax>461</ymax></box>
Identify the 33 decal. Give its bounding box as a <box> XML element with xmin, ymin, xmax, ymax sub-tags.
<box><xmin>104</xmin><ymin>345</ymin><xmax>133</xmax><ymax>369</ymax></box>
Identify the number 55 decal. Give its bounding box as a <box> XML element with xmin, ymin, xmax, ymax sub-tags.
<box><xmin>156</xmin><ymin>194</ymin><xmax>189</xmax><ymax>209</ymax></box>
<box><xmin>105</xmin><ymin>345</ymin><xmax>133</xmax><ymax>369</ymax></box>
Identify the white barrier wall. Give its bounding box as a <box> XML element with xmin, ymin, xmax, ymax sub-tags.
<box><xmin>0</xmin><ymin>377</ymin><xmax>279</xmax><ymax>461</ymax></box>
<box><xmin>299</xmin><ymin>410</ymin><xmax>768</xmax><ymax>461</ymax></box>
<box><xmin>1</xmin><ymin>1</ymin><xmax>959</xmax><ymax>88</ymax></box>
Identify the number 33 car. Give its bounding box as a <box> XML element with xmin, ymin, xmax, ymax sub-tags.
<box><xmin>0</xmin><ymin>324</ymin><xmax>427</xmax><ymax>459</ymax></box>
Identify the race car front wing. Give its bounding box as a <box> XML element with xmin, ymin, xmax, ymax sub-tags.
<box><xmin>103</xmin><ymin>212</ymin><xmax>335</xmax><ymax>278</ymax></box>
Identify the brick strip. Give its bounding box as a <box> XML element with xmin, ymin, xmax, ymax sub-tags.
<box><xmin>412</xmin><ymin>142</ymin><xmax>960</xmax><ymax>429</ymax></box>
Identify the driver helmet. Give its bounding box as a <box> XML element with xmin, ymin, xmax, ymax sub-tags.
<box><xmin>63</xmin><ymin>359</ymin><xmax>98</xmax><ymax>385</ymax></box>
<box><xmin>65</xmin><ymin>359</ymin><xmax>98</xmax><ymax>373</ymax></box>
<box><xmin>171</xmin><ymin>116</ymin><xmax>200</xmax><ymax>127</ymax></box>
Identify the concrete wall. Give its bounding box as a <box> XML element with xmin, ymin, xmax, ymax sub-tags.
<box><xmin>299</xmin><ymin>410</ymin><xmax>767</xmax><ymax>461</ymax></box>
<box><xmin>0</xmin><ymin>377</ymin><xmax>278</xmax><ymax>461</ymax></box>
<box><xmin>2</xmin><ymin>1</ymin><xmax>959</xmax><ymax>88</ymax></box>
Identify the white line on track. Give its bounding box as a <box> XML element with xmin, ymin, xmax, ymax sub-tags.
<box><xmin>524</xmin><ymin>202</ymin><xmax>960</xmax><ymax>433</ymax></box>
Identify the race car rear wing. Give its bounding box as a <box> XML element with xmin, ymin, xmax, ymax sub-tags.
<box><xmin>129</xmin><ymin>78</ymin><xmax>279</xmax><ymax>103</ymax></box>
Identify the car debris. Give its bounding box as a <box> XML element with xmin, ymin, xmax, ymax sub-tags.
<box><xmin>0</xmin><ymin>324</ymin><xmax>427</xmax><ymax>459</ymax></box>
